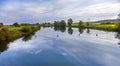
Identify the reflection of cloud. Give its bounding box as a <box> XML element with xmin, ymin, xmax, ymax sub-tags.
<box><xmin>9</xmin><ymin>39</ymin><xmax>35</xmax><ymax>50</ymax></box>
<box><xmin>27</xmin><ymin>49</ymin><xmax>42</xmax><ymax>55</ymax></box>
<box><xmin>1</xmin><ymin>28</ymin><xmax>120</xmax><ymax>66</ymax></box>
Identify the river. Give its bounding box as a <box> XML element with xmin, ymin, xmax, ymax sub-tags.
<box><xmin>0</xmin><ymin>27</ymin><xmax>120</xmax><ymax>66</ymax></box>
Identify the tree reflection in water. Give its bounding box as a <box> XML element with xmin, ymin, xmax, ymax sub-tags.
<box><xmin>115</xmin><ymin>32</ymin><xmax>120</xmax><ymax>45</ymax></box>
<box><xmin>54</xmin><ymin>27</ymin><xmax>66</xmax><ymax>33</ymax></box>
<box><xmin>68</xmin><ymin>27</ymin><xmax>73</xmax><ymax>35</ymax></box>
<box><xmin>86</xmin><ymin>28</ymin><xmax>90</xmax><ymax>34</ymax></box>
<box><xmin>22</xmin><ymin>32</ymin><xmax>36</xmax><ymax>42</ymax></box>
<box><xmin>0</xmin><ymin>40</ymin><xmax>12</xmax><ymax>54</ymax></box>
<box><xmin>78</xmin><ymin>27</ymin><xmax>85</xmax><ymax>36</ymax></box>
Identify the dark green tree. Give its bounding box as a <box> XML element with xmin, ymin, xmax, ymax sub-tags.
<box><xmin>78</xmin><ymin>20</ymin><xmax>84</xmax><ymax>28</ymax></box>
<box><xmin>60</xmin><ymin>20</ymin><xmax>66</xmax><ymax>27</ymax></box>
<box><xmin>13</xmin><ymin>22</ymin><xmax>20</xmax><ymax>27</ymax></box>
<box><xmin>67</xmin><ymin>18</ymin><xmax>73</xmax><ymax>26</ymax></box>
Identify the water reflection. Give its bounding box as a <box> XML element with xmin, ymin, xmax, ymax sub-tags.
<box><xmin>54</xmin><ymin>27</ymin><xmax>66</xmax><ymax>33</ymax></box>
<box><xmin>115</xmin><ymin>32</ymin><xmax>120</xmax><ymax>45</ymax></box>
<box><xmin>78</xmin><ymin>28</ymin><xmax>84</xmax><ymax>34</ymax></box>
<box><xmin>0</xmin><ymin>28</ymin><xmax>120</xmax><ymax>66</ymax></box>
<box><xmin>0</xmin><ymin>41</ymin><xmax>8</xmax><ymax>53</ymax></box>
<box><xmin>68</xmin><ymin>27</ymin><xmax>73</xmax><ymax>35</ymax></box>
<box><xmin>22</xmin><ymin>33</ymin><xmax>36</xmax><ymax>42</ymax></box>
<box><xmin>86</xmin><ymin>28</ymin><xmax>90</xmax><ymax>34</ymax></box>
<box><xmin>0</xmin><ymin>40</ymin><xmax>12</xmax><ymax>53</ymax></box>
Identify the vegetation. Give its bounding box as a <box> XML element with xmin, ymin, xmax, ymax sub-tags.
<box><xmin>0</xmin><ymin>23</ymin><xmax>41</xmax><ymax>41</ymax></box>
<box><xmin>13</xmin><ymin>22</ymin><xmax>20</xmax><ymax>27</ymax></box>
<box><xmin>78</xmin><ymin>20</ymin><xmax>85</xmax><ymax>28</ymax></box>
<box><xmin>67</xmin><ymin>18</ymin><xmax>73</xmax><ymax>27</ymax></box>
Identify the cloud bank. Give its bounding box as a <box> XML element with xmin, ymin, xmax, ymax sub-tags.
<box><xmin>0</xmin><ymin>0</ymin><xmax>119</xmax><ymax>24</ymax></box>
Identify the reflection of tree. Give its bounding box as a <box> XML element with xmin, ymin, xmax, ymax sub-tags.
<box><xmin>60</xmin><ymin>27</ymin><xmax>66</xmax><ymax>32</ymax></box>
<box><xmin>0</xmin><ymin>40</ymin><xmax>11</xmax><ymax>54</ymax></box>
<box><xmin>115</xmin><ymin>32</ymin><xmax>120</xmax><ymax>45</ymax></box>
<box><xmin>86</xmin><ymin>29</ymin><xmax>90</xmax><ymax>34</ymax></box>
<box><xmin>115</xmin><ymin>33</ymin><xmax>120</xmax><ymax>39</ymax></box>
<box><xmin>68</xmin><ymin>27</ymin><xmax>73</xmax><ymax>35</ymax></box>
<box><xmin>78</xmin><ymin>28</ymin><xmax>84</xmax><ymax>34</ymax></box>
<box><xmin>22</xmin><ymin>33</ymin><xmax>35</xmax><ymax>42</ymax></box>
<box><xmin>54</xmin><ymin>27</ymin><xmax>66</xmax><ymax>33</ymax></box>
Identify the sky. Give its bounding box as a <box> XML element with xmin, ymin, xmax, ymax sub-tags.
<box><xmin>0</xmin><ymin>0</ymin><xmax>120</xmax><ymax>25</ymax></box>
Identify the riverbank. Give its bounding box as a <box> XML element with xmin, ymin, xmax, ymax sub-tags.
<box><xmin>0</xmin><ymin>25</ymin><xmax>41</xmax><ymax>41</ymax></box>
<box><xmin>41</xmin><ymin>22</ymin><xmax>119</xmax><ymax>32</ymax></box>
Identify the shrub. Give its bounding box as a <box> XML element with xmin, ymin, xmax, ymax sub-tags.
<box><xmin>20</xmin><ymin>26</ymin><xmax>32</xmax><ymax>33</ymax></box>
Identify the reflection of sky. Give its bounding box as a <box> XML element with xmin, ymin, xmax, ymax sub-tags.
<box><xmin>0</xmin><ymin>28</ymin><xmax>120</xmax><ymax>66</ymax></box>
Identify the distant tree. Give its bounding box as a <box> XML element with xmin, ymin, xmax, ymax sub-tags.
<box><xmin>78</xmin><ymin>20</ymin><xmax>84</xmax><ymax>28</ymax></box>
<box><xmin>86</xmin><ymin>22</ymin><xmax>89</xmax><ymax>27</ymax></box>
<box><xmin>60</xmin><ymin>20</ymin><xmax>66</xmax><ymax>27</ymax></box>
<box><xmin>0</xmin><ymin>23</ymin><xmax>4</xmax><ymax>28</ymax></box>
<box><xmin>13</xmin><ymin>22</ymin><xmax>20</xmax><ymax>27</ymax></box>
<box><xmin>54</xmin><ymin>20</ymin><xmax>66</xmax><ymax>32</ymax></box>
<box><xmin>67</xmin><ymin>18</ymin><xmax>73</xmax><ymax>26</ymax></box>
<box><xmin>54</xmin><ymin>21</ymin><xmax>59</xmax><ymax>27</ymax></box>
<box><xmin>21</xmin><ymin>23</ymin><xmax>30</xmax><ymax>26</ymax></box>
<box><xmin>36</xmin><ymin>23</ymin><xmax>39</xmax><ymax>25</ymax></box>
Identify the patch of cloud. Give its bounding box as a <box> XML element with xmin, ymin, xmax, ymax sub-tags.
<box><xmin>54</xmin><ymin>1</ymin><xmax>120</xmax><ymax>21</ymax></box>
<box><xmin>0</xmin><ymin>0</ymin><xmax>119</xmax><ymax>24</ymax></box>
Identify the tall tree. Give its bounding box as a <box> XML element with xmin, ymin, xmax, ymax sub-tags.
<box><xmin>78</xmin><ymin>20</ymin><xmax>84</xmax><ymax>28</ymax></box>
<box><xmin>13</xmin><ymin>22</ymin><xmax>20</xmax><ymax>27</ymax></box>
<box><xmin>60</xmin><ymin>20</ymin><xmax>66</xmax><ymax>27</ymax></box>
<box><xmin>67</xmin><ymin>18</ymin><xmax>73</xmax><ymax>26</ymax></box>
<box><xmin>0</xmin><ymin>23</ymin><xmax>4</xmax><ymax>28</ymax></box>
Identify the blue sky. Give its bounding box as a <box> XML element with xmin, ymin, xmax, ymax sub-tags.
<box><xmin>0</xmin><ymin>0</ymin><xmax>120</xmax><ymax>24</ymax></box>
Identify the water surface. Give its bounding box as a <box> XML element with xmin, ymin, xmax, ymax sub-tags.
<box><xmin>0</xmin><ymin>27</ymin><xmax>120</xmax><ymax>66</ymax></box>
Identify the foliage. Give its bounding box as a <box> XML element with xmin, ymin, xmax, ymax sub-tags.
<box><xmin>20</xmin><ymin>26</ymin><xmax>32</xmax><ymax>33</ymax></box>
<box><xmin>67</xmin><ymin>18</ymin><xmax>73</xmax><ymax>26</ymax></box>
<box><xmin>78</xmin><ymin>20</ymin><xmax>85</xmax><ymax>28</ymax></box>
<box><xmin>54</xmin><ymin>20</ymin><xmax>66</xmax><ymax>27</ymax></box>
<box><xmin>0</xmin><ymin>23</ymin><xmax>4</xmax><ymax>28</ymax></box>
<box><xmin>115</xmin><ymin>22</ymin><xmax>120</xmax><ymax>32</ymax></box>
<box><xmin>13</xmin><ymin>22</ymin><xmax>20</xmax><ymax>27</ymax></box>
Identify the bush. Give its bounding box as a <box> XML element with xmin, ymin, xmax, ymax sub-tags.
<box><xmin>7</xmin><ymin>30</ymin><xmax>23</xmax><ymax>40</ymax></box>
<box><xmin>20</xmin><ymin>26</ymin><xmax>32</xmax><ymax>33</ymax></box>
<box><xmin>0</xmin><ymin>28</ymin><xmax>8</xmax><ymax>40</ymax></box>
<box><xmin>0</xmin><ymin>29</ymin><xmax>5</xmax><ymax>40</ymax></box>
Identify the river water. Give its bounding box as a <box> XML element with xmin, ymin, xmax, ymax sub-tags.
<box><xmin>0</xmin><ymin>27</ymin><xmax>120</xmax><ymax>66</ymax></box>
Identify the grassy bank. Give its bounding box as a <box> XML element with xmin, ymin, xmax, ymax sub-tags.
<box><xmin>69</xmin><ymin>22</ymin><xmax>118</xmax><ymax>32</ymax></box>
<box><xmin>0</xmin><ymin>25</ymin><xmax>41</xmax><ymax>41</ymax></box>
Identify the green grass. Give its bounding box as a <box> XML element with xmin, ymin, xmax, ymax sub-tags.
<box><xmin>0</xmin><ymin>25</ymin><xmax>41</xmax><ymax>41</ymax></box>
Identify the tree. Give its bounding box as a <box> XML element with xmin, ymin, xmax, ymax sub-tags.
<box><xmin>13</xmin><ymin>22</ymin><xmax>20</xmax><ymax>27</ymax></box>
<box><xmin>67</xmin><ymin>18</ymin><xmax>73</xmax><ymax>26</ymax></box>
<box><xmin>60</xmin><ymin>20</ymin><xmax>66</xmax><ymax>27</ymax></box>
<box><xmin>86</xmin><ymin>22</ymin><xmax>89</xmax><ymax>27</ymax></box>
<box><xmin>54</xmin><ymin>21</ymin><xmax>59</xmax><ymax>27</ymax></box>
<box><xmin>78</xmin><ymin>20</ymin><xmax>84</xmax><ymax>28</ymax></box>
<box><xmin>0</xmin><ymin>23</ymin><xmax>4</xmax><ymax>28</ymax></box>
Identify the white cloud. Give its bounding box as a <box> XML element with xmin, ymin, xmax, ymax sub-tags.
<box><xmin>83</xmin><ymin>2</ymin><xmax>120</xmax><ymax>14</ymax></box>
<box><xmin>54</xmin><ymin>1</ymin><xmax>120</xmax><ymax>21</ymax></box>
<box><xmin>0</xmin><ymin>0</ymin><xmax>119</xmax><ymax>24</ymax></box>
